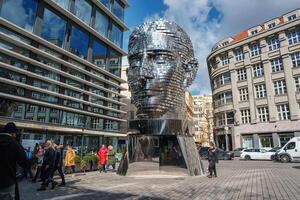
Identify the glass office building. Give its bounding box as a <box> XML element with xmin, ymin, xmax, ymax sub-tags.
<box><xmin>0</xmin><ymin>0</ymin><xmax>129</xmax><ymax>154</ymax></box>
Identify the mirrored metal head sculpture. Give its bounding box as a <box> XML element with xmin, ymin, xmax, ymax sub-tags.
<box><xmin>128</xmin><ymin>19</ymin><xmax>199</xmax><ymax>119</ymax></box>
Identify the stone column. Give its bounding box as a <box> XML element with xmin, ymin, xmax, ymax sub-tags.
<box><xmin>263</xmin><ymin>60</ymin><xmax>277</xmax><ymax>122</ymax></box>
<box><xmin>272</xmin><ymin>133</ymin><xmax>280</xmax><ymax>147</ymax></box>
<box><xmin>253</xmin><ymin>134</ymin><xmax>260</xmax><ymax>148</ymax></box>
<box><xmin>244</xmin><ymin>45</ymin><xmax>257</xmax><ymax>123</ymax></box>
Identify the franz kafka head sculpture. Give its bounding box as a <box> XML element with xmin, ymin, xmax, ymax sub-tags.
<box><xmin>128</xmin><ymin>19</ymin><xmax>199</xmax><ymax>119</ymax></box>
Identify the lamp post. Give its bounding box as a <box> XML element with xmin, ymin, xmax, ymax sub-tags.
<box><xmin>224</xmin><ymin>125</ymin><xmax>229</xmax><ymax>151</ymax></box>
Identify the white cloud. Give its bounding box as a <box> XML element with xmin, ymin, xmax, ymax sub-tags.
<box><xmin>156</xmin><ymin>0</ymin><xmax>300</xmax><ymax>95</ymax></box>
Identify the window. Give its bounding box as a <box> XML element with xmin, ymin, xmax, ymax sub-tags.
<box><xmin>34</xmin><ymin>134</ymin><xmax>43</xmax><ymax>140</ymax></box>
<box><xmin>271</xmin><ymin>57</ymin><xmax>283</xmax><ymax>72</ymax></box>
<box><xmin>38</xmin><ymin>106</ymin><xmax>46</xmax><ymax>113</ymax></box>
<box><xmin>291</xmin><ymin>52</ymin><xmax>300</xmax><ymax>68</ymax></box>
<box><xmin>268</xmin><ymin>22</ymin><xmax>276</xmax><ymax>29</ymax></box>
<box><xmin>287</xmin><ymin>29</ymin><xmax>300</xmax><ymax>45</ymax></box>
<box><xmin>251</xmin><ymin>30</ymin><xmax>258</xmax><ymax>35</ymax></box>
<box><xmin>112</xmin><ymin>0</ymin><xmax>124</xmax><ymax>21</ymax></box>
<box><xmin>73</xmin><ymin>0</ymin><xmax>92</xmax><ymax>25</ymax></box>
<box><xmin>111</xmin><ymin>23</ymin><xmax>123</xmax><ymax>47</ymax></box>
<box><xmin>28</xmin><ymin>105</ymin><xmax>35</xmax><ymax>113</ymax></box>
<box><xmin>0</xmin><ymin>0</ymin><xmax>38</xmax><ymax>32</ymax></box>
<box><xmin>239</xmin><ymin>88</ymin><xmax>248</xmax><ymax>101</ymax></box>
<box><xmin>237</xmin><ymin>68</ymin><xmax>247</xmax><ymax>81</ymax></box>
<box><xmin>257</xmin><ymin>107</ymin><xmax>269</xmax><ymax>122</ymax></box>
<box><xmin>16</xmin><ymin>105</ymin><xmax>23</xmax><ymax>113</ymax></box>
<box><xmin>41</xmin><ymin>8</ymin><xmax>67</xmax><ymax>47</ymax></box>
<box><xmin>277</xmin><ymin>104</ymin><xmax>290</xmax><ymax>120</ymax></box>
<box><xmin>221</xmin><ymin>53</ymin><xmax>229</xmax><ymax>65</ymax></box>
<box><xmin>294</xmin><ymin>76</ymin><xmax>300</xmax><ymax>92</ymax></box>
<box><xmin>107</xmin><ymin>50</ymin><xmax>121</xmax><ymax>76</ymax></box>
<box><xmin>92</xmin><ymin>39</ymin><xmax>107</xmax><ymax>69</ymax></box>
<box><xmin>213</xmin><ymin>72</ymin><xmax>231</xmax><ymax>88</ymax></box>
<box><xmin>250</xmin><ymin>43</ymin><xmax>261</xmax><ymax>57</ymax></box>
<box><xmin>226</xmin><ymin>112</ymin><xmax>234</xmax><ymax>124</ymax></box>
<box><xmin>235</xmin><ymin>48</ymin><xmax>244</xmax><ymax>61</ymax></box>
<box><xmin>241</xmin><ymin>109</ymin><xmax>251</xmax><ymax>124</ymax></box>
<box><xmin>101</xmin><ymin>0</ymin><xmax>110</xmax><ymax>8</ymax></box>
<box><xmin>288</xmin><ymin>14</ymin><xmax>297</xmax><ymax>21</ymax></box>
<box><xmin>274</xmin><ymin>80</ymin><xmax>287</xmax><ymax>95</ymax></box>
<box><xmin>214</xmin><ymin>92</ymin><xmax>232</xmax><ymax>106</ymax></box>
<box><xmin>52</xmin><ymin>0</ymin><xmax>69</xmax><ymax>10</ymax></box>
<box><xmin>255</xmin><ymin>84</ymin><xmax>266</xmax><ymax>98</ymax></box>
<box><xmin>260</xmin><ymin>135</ymin><xmax>273</xmax><ymax>148</ymax></box>
<box><xmin>95</xmin><ymin>10</ymin><xmax>109</xmax><ymax>37</ymax></box>
<box><xmin>286</xmin><ymin>142</ymin><xmax>296</xmax><ymax>150</ymax></box>
<box><xmin>268</xmin><ymin>36</ymin><xmax>280</xmax><ymax>51</ymax></box>
<box><xmin>69</xmin><ymin>26</ymin><xmax>89</xmax><ymax>59</ymax></box>
<box><xmin>252</xmin><ymin>63</ymin><xmax>264</xmax><ymax>77</ymax></box>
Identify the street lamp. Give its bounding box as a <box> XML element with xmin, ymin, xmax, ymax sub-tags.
<box><xmin>224</xmin><ymin>125</ymin><xmax>229</xmax><ymax>151</ymax></box>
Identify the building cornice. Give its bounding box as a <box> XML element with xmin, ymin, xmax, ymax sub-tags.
<box><xmin>0</xmin><ymin>117</ymin><xmax>127</xmax><ymax>137</ymax></box>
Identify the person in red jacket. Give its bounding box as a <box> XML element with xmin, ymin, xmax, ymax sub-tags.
<box><xmin>98</xmin><ymin>145</ymin><xmax>108</xmax><ymax>173</ymax></box>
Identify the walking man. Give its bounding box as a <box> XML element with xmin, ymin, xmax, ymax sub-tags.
<box><xmin>51</xmin><ymin>140</ymin><xmax>65</xmax><ymax>187</ymax></box>
<box><xmin>207</xmin><ymin>142</ymin><xmax>218</xmax><ymax>178</ymax></box>
<box><xmin>0</xmin><ymin>122</ymin><xmax>27</xmax><ymax>199</ymax></box>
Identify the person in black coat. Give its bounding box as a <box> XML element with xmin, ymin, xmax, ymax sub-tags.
<box><xmin>0</xmin><ymin>122</ymin><xmax>28</xmax><ymax>200</ymax></box>
<box><xmin>207</xmin><ymin>142</ymin><xmax>218</xmax><ymax>178</ymax></box>
<box><xmin>37</xmin><ymin>140</ymin><xmax>56</xmax><ymax>191</ymax></box>
<box><xmin>51</xmin><ymin>140</ymin><xmax>65</xmax><ymax>187</ymax></box>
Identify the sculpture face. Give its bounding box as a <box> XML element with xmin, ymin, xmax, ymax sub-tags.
<box><xmin>128</xmin><ymin>19</ymin><xmax>198</xmax><ymax>118</ymax></box>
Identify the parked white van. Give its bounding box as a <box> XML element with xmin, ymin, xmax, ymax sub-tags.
<box><xmin>276</xmin><ymin>137</ymin><xmax>300</xmax><ymax>163</ymax></box>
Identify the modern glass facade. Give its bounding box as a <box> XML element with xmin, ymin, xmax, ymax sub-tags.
<box><xmin>0</xmin><ymin>0</ymin><xmax>128</xmax><ymax>153</ymax></box>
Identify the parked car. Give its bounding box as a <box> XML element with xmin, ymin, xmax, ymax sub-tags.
<box><xmin>240</xmin><ymin>148</ymin><xmax>275</xmax><ymax>160</ymax></box>
<box><xmin>275</xmin><ymin>137</ymin><xmax>300</xmax><ymax>163</ymax></box>
<box><xmin>233</xmin><ymin>148</ymin><xmax>246</xmax><ymax>157</ymax></box>
<box><xmin>268</xmin><ymin>147</ymin><xmax>281</xmax><ymax>160</ymax></box>
<box><xmin>198</xmin><ymin>147</ymin><xmax>233</xmax><ymax>160</ymax></box>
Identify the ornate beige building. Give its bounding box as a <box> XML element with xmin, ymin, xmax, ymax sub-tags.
<box><xmin>207</xmin><ymin>9</ymin><xmax>300</xmax><ymax>150</ymax></box>
<box><xmin>192</xmin><ymin>95</ymin><xmax>213</xmax><ymax>146</ymax></box>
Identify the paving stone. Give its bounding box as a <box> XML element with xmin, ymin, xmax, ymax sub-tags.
<box><xmin>18</xmin><ymin>160</ymin><xmax>300</xmax><ymax>200</ymax></box>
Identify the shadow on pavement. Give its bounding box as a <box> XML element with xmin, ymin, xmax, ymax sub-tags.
<box><xmin>18</xmin><ymin>176</ymin><xmax>167</xmax><ymax>200</ymax></box>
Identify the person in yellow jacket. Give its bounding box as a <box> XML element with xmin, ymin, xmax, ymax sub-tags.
<box><xmin>64</xmin><ymin>144</ymin><xmax>75</xmax><ymax>174</ymax></box>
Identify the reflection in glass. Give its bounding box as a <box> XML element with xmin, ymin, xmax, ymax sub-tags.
<box><xmin>1</xmin><ymin>0</ymin><xmax>38</xmax><ymax>32</ymax></box>
<box><xmin>111</xmin><ymin>23</ymin><xmax>123</xmax><ymax>47</ymax></box>
<box><xmin>69</xmin><ymin>26</ymin><xmax>89</xmax><ymax>59</ymax></box>
<box><xmin>53</xmin><ymin>0</ymin><xmax>70</xmax><ymax>10</ymax></box>
<box><xmin>92</xmin><ymin>39</ymin><xmax>107</xmax><ymax>69</ymax></box>
<box><xmin>73</xmin><ymin>0</ymin><xmax>92</xmax><ymax>25</ymax></box>
<box><xmin>41</xmin><ymin>8</ymin><xmax>67</xmax><ymax>47</ymax></box>
<box><xmin>95</xmin><ymin>10</ymin><xmax>109</xmax><ymax>37</ymax></box>
<box><xmin>101</xmin><ymin>0</ymin><xmax>110</xmax><ymax>8</ymax></box>
<box><xmin>107</xmin><ymin>50</ymin><xmax>121</xmax><ymax>76</ymax></box>
<box><xmin>112</xmin><ymin>0</ymin><xmax>124</xmax><ymax>21</ymax></box>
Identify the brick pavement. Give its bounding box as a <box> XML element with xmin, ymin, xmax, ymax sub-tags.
<box><xmin>18</xmin><ymin>160</ymin><xmax>300</xmax><ymax>200</ymax></box>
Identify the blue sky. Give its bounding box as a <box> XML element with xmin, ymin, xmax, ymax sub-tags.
<box><xmin>123</xmin><ymin>0</ymin><xmax>300</xmax><ymax>95</ymax></box>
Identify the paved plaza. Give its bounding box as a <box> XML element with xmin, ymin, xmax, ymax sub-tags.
<box><xmin>19</xmin><ymin>160</ymin><xmax>300</xmax><ymax>200</ymax></box>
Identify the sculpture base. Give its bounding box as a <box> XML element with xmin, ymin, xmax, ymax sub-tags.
<box><xmin>117</xmin><ymin>120</ymin><xmax>204</xmax><ymax>176</ymax></box>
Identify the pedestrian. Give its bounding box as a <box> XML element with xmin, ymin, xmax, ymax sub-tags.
<box><xmin>37</xmin><ymin>140</ymin><xmax>56</xmax><ymax>191</ymax></box>
<box><xmin>23</xmin><ymin>147</ymin><xmax>34</xmax><ymax>180</ymax></box>
<box><xmin>106</xmin><ymin>145</ymin><xmax>116</xmax><ymax>172</ymax></box>
<box><xmin>0</xmin><ymin>122</ymin><xmax>28</xmax><ymax>200</ymax></box>
<box><xmin>64</xmin><ymin>144</ymin><xmax>76</xmax><ymax>174</ymax></box>
<box><xmin>207</xmin><ymin>142</ymin><xmax>218</xmax><ymax>178</ymax></box>
<box><xmin>51</xmin><ymin>140</ymin><xmax>65</xmax><ymax>187</ymax></box>
<box><xmin>98</xmin><ymin>144</ymin><xmax>108</xmax><ymax>173</ymax></box>
<box><xmin>32</xmin><ymin>144</ymin><xmax>44</xmax><ymax>183</ymax></box>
